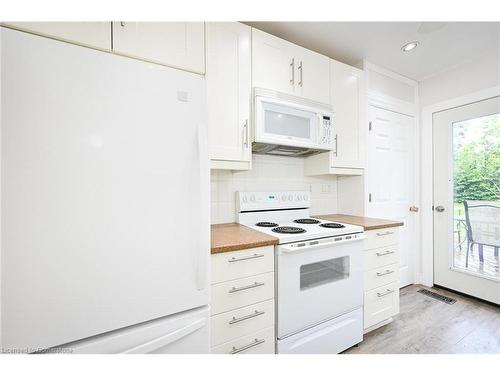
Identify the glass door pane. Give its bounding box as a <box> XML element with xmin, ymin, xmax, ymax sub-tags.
<box><xmin>452</xmin><ymin>112</ymin><xmax>500</xmax><ymax>280</ymax></box>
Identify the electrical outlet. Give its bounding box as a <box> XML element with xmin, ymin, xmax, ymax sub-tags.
<box><xmin>321</xmin><ymin>184</ymin><xmax>331</xmax><ymax>193</ymax></box>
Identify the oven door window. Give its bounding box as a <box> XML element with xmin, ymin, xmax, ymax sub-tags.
<box><xmin>262</xmin><ymin>102</ymin><xmax>317</xmax><ymax>140</ymax></box>
<box><xmin>300</xmin><ymin>256</ymin><xmax>350</xmax><ymax>290</ymax></box>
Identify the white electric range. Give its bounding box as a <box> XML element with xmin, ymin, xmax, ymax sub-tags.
<box><xmin>237</xmin><ymin>191</ymin><xmax>365</xmax><ymax>354</ymax></box>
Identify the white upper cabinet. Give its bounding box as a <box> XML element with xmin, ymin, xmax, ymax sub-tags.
<box><xmin>112</xmin><ymin>22</ymin><xmax>205</xmax><ymax>74</ymax></box>
<box><xmin>252</xmin><ymin>28</ymin><xmax>330</xmax><ymax>104</ymax></box>
<box><xmin>206</xmin><ymin>22</ymin><xmax>251</xmax><ymax>169</ymax></box>
<box><xmin>304</xmin><ymin>59</ymin><xmax>365</xmax><ymax>176</ymax></box>
<box><xmin>330</xmin><ymin>59</ymin><xmax>364</xmax><ymax>169</ymax></box>
<box><xmin>3</xmin><ymin>22</ymin><xmax>111</xmax><ymax>50</ymax></box>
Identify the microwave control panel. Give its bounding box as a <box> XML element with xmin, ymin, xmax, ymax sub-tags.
<box><xmin>319</xmin><ymin>115</ymin><xmax>333</xmax><ymax>146</ymax></box>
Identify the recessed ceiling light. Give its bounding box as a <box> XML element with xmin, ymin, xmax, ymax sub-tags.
<box><xmin>401</xmin><ymin>41</ymin><xmax>419</xmax><ymax>52</ymax></box>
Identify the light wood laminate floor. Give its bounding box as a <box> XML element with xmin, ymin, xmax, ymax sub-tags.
<box><xmin>345</xmin><ymin>284</ymin><xmax>500</xmax><ymax>354</ymax></box>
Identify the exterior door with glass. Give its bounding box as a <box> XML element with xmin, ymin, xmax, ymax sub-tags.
<box><xmin>433</xmin><ymin>96</ymin><xmax>500</xmax><ymax>304</ymax></box>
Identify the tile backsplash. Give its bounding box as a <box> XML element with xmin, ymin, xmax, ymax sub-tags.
<box><xmin>211</xmin><ymin>154</ymin><xmax>338</xmax><ymax>224</ymax></box>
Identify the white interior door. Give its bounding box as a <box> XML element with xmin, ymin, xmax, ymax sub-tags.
<box><xmin>433</xmin><ymin>96</ymin><xmax>500</xmax><ymax>304</ymax></box>
<box><xmin>366</xmin><ymin>105</ymin><xmax>417</xmax><ymax>287</ymax></box>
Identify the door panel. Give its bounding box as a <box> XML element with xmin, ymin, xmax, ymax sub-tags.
<box><xmin>367</xmin><ymin>106</ymin><xmax>416</xmax><ymax>287</ymax></box>
<box><xmin>252</xmin><ymin>29</ymin><xmax>296</xmax><ymax>96</ymax></box>
<box><xmin>433</xmin><ymin>96</ymin><xmax>500</xmax><ymax>304</ymax></box>
<box><xmin>112</xmin><ymin>22</ymin><xmax>205</xmax><ymax>73</ymax></box>
<box><xmin>296</xmin><ymin>49</ymin><xmax>330</xmax><ymax>104</ymax></box>
<box><xmin>207</xmin><ymin>22</ymin><xmax>251</xmax><ymax>162</ymax></box>
<box><xmin>4</xmin><ymin>22</ymin><xmax>112</xmax><ymax>50</ymax></box>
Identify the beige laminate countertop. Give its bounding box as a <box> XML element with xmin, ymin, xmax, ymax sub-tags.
<box><xmin>211</xmin><ymin>223</ymin><xmax>279</xmax><ymax>254</ymax></box>
<box><xmin>314</xmin><ymin>214</ymin><xmax>404</xmax><ymax>231</ymax></box>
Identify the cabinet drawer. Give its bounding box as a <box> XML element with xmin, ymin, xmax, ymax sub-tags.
<box><xmin>363</xmin><ymin>245</ymin><xmax>398</xmax><ymax>271</ymax></box>
<box><xmin>211</xmin><ymin>272</ymin><xmax>274</xmax><ymax>315</ymax></box>
<box><xmin>364</xmin><ymin>282</ymin><xmax>399</xmax><ymax>329</ymax></box>
<box><xmin>211</xmin><ymin>326</ymin><xmax>275</xmax><ymax>354</ymax></box>
<box><xmin>211</xmin><ymin>246</ymin><xmax>274</xmax><ymax>284</ymax></box>
<box><xmin>364</xmin><ymin>263</ymin><xmax>398</xmax><ymax>290</ymax></box>
<box><xmin>211</xmin><ymin>299</ymin><xmax>274</xmax><ymax>347</ymax></box>
<box><xmin>363</xmin><ymin>228</ymin><xmax>398</xmax><ymax>250</ymax></box>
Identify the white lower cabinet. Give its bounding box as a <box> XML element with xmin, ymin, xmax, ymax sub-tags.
<box><xmin>3</xmin><ymin>22</ymin><xmax>112</xmax><ymax>50</ymax></box>
<box><xmin>210</xmin><ymin>246</ymin><xmax>275</xmax><ymax>354</ymax></box>
<box><xmin>363</xmin><ymin>228</ymin><xmax>400</xmax><ymax>332</ymax></box>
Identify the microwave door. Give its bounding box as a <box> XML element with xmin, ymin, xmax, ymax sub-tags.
<box><xmin>257</xmin><ymin>100</ymin><xmax>319</xmax><ymax>148</ymax></box>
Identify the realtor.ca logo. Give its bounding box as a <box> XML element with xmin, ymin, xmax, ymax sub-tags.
<box><xmin>1</xmin><ymin>347</ymin><xmax>73</xmax><ymax>354</ymax></box>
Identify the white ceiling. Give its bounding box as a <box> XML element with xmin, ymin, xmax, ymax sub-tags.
<box><xmin>245</xmin><ymin>22</ymin><xmax>500</xmax><ymax>81</ymax></box>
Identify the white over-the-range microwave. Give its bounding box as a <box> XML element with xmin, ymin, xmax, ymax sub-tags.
<box><xmin>252</xmin><ymin>88</ymin><xmax>335</xmax><ymax>157</ymax></box>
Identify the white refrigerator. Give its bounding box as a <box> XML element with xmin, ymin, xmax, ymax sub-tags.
<box><xmin>0</xmin><ymin>27</ymin><xmax>210</xmax><ymax>353</ymax></box>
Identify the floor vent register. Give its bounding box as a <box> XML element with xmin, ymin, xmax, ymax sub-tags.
<box><xmin>417</xmin><ymin>289</ymin><xmax>457</xmax><ymax>305</ymax></box>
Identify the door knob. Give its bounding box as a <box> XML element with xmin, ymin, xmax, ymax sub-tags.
<box><xmin>435</xmin><ymin>206</ymin><xmax>445</xmax><ymax>212</ymax></box>
<box><xmin>409</xmin><ymin>206</ymin><xmax>419</xmax><ymax>212</ymax></box>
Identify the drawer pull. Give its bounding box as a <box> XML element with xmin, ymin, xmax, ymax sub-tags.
<box><xmin>376</xmin><ymin>250</ymin><xmax>395</xmax><ymax>256</ymax></box>
<box><xmin>376</xmin><ymin>231</ymin><xmax>394</xmax><ymax>237</ymax></box>
<box><xmin>229</xmin><ymin>310</ymin><xmax>265</xmax><ymax>325</ymax></box>
<box><xmin>376</xmin><ymin>270</ymin><xmax>395</xmax><ymax>277</ymax></box>
<box><xmin>229</xmin><ymin>338</ymin><xmax>266</xmax><ymax>354</ymax></box>
<box><xmin>377</xmin><ymin>289</ymin><xmax>395</xmax><ymax>297</ymax></box>
<box><xmin>228</xmin><ymin>282</ymin><xmax>265</xmax><ymax>294</ymax></box>
<box><xmin>228</xmin><ymin>253</ymin><xmax>264</xmax><ymax>263</ymax></box>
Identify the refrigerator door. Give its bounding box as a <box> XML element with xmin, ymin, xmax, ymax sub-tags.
<box><xmin>1</xmin><ymin>28</ymin><xmax>209</xmax><ymax>351</ymax></box>
<box><xmin>61</xmin><ymin>306</ymin><xmax>210</xmax><ymax>354</ymax></box>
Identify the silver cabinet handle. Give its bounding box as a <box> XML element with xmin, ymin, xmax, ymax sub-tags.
<box><xmin>376</xmin><ymin>231</ymin><xmax>394</xmax><ymax>236</ymax></box>
<box><xmin>376</xmin><ymin>250</ymin><xmax>395</xmax><ymax>256</ymax></box>
<box><xmin>435</xmin><ymin>205</ymin><xmax>445</xmax><ymax>212</ymax></box>
<box><xmin>333</xmin><ymin>134</ymin><xmax>338</xmax><ymax>156</ymax></box>
<box><xmin>228</xmin><ymin>282</ymin><xmax>265</xmax><ymax>294</ymax></box>
<box><xmin>298</xmin><ymin>61</ymin><xmax>303</xmax><ymax>87</ymax></box>
<box><xmin>377</xmin><ymin>289</ymin><xmax>395</xmax><ymax>297</ymax></box>
<box><xmin>376</xmin><ymin>270</ymin><xmax>395</xmax><ymax>277</ymax></box>
<box><xmin>243</xmin><ymin>119</ymin><xmax>249</xmax><ymax>148</ymax></box>
<box><xmin>228</xmin><ymin>253</ymin><xmax>264</xmax><ymax>263</ymax></box>
<box><xmin>228</xmin><ymin>310</ymin><xmax>265</xmax><ymax>325</ymax></box>
<box><xmin>290</xmin><ymin>58</ymin><xmax>295</xmax><ymax>85</ymax></box>
<box><xmin>230</xmin><ymin>338</ymin><xmax>266</xmax><ymax>354</ymax></box>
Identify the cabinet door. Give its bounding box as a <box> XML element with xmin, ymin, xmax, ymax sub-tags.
<box><xmin>295</xmin><ymin>49</ymin><xmax>330</xmax><ymax>104</ymax></box>
<box><xmin>330</xmin><ymin>59</ymin><xmax>364</xmax><ymax>168</ymax></box>
<box><xmin>4</xmin><ymin>22</ymin><xmax>111</xmax><ymax>50</ymax></box>
<box><xmin>252</xmin><ymin>28</ymin><xmax>296</xmax><ymax>96</ymax></box>
<box><xmin>112</xmin><ymin>22</ymin><xmax>205</xmax><ymax>73</ymax></box>
<box><xmin>207</xmin><ymin>23</ymin><xmax>251</xmax><ymax>163</ymax></box>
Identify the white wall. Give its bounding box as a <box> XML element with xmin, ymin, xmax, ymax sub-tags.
<box><xmin>418</xmin><ymin>50</ymin><xmax>500</xmax><ymax>286</ymax></box>
<box><xmin>211</xmin><ymin>154</ymin><xmax>338</xmax><ymax>224</ymax></box>
<box><xmin>419</xmin><ymin>51</ymin><xmax>500</xmax><ymax>107</ymax></box>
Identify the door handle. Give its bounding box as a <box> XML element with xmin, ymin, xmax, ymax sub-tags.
<box><xmin>290</xmin><ymin>58</ymin><xmax>295</xmax><ymax>85</ymax></box>
<box><xmin>376</xmin><ymin>269</ymin><xmax>395</xmax><ymax>277</ymax></box>
<box><xmin>377</xmin><ymin>289</ymin><xmax>395</xmax><ymax>297</ymax></box>
<box><xmin>242</xmin><ymin>119</ymin><xmax>249</xmax><ymax>148</ymax></box>
<box><xmin>228</xmin><ymin>253</ymin><xmax>264</xmax><ymax>263</ymax></box>
<box><xmin>229</xmin><ymin>338</ymin><xmax>266</xmax><ymax>354</ymax></box>
<box><xmin>298</xmin><ymin>61</ymin><xmax>303</xmax><ymax>87</ymax></box>
<box><xmin>228</xmin><ymin>282</ymin><xmax>265</xmax><ymax>294</ymax></box>
<box><xmin>435</xmin><ymin>206</ymin><xmax>445</xmax><ymax>212</ymax></box>
<box><xmin>228</xmin><ymin>310</ymin><xmax>265</xmax><ymax>325</ymax></box>
<box><xmin>409</xmin><ymin>206</ymin><xmax>419</xmax><ymax>212</ymax></box>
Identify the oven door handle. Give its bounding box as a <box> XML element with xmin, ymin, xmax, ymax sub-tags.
<box><xmin>279</xmin><ymin>234</ymin><xmax>366</xmax><ymax>255</ymax></box>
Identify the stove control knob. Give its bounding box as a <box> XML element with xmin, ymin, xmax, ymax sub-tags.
<box><xmin>250</xmin><ymin>195</ymin><xmax>256</xmax><ymax>202</ymax></box>
<box><xmin>297</xmin><ymin>195</ymin><xmax>302</xmax><ymax>201</ymax></box>
<box><xmin>281</xmin><ymin>195</ymin><xmax>286</xmax><ymax>201</ymax></box>
<box><xmin>303</xmin><ymin>194</ymin><xmax>309</xmax><ymax>201</ymax></box>
<box><xmin>288</xmin><ymin>194</ymin><xmax>293</xmax><ymax>201</ymax></box>
<box><xmin>242</xmin><ymin>195</ymin><xmax>248</xmax><ymax>203</ymax></box>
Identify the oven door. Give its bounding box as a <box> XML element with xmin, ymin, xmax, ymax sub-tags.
<box><xmin>255</xmin><ymin>95</ymin><xmax>322</xmax><ymax>149</ymax></box>
<box><xmin>277</xmin><ymin>236</ymin><xmax>364</xmax><ymax>339</ymax></box>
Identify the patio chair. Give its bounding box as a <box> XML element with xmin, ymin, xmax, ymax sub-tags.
<box><xmin>463</xmin><ymin>200</ymin><xmax>500</xmax><ymax>267</ymax></box>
